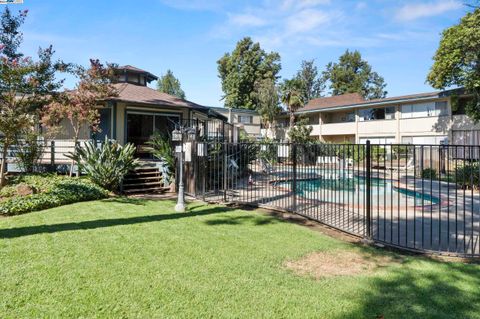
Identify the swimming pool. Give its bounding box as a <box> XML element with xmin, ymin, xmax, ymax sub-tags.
<box><xmin>276</xmin><ymin>174</ymin><xmax>440</xmax><ymax>208</ymax></box>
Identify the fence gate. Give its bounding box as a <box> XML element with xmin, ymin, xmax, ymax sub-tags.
<box><xmin>183</xmin><ymin>141</ymin><xmax>480</xmax><ymax>258</ymax></box>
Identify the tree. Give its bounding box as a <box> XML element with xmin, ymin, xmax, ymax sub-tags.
<box><xmin>427</xmin><ymin>8</ymin><xmax>480</xmax><ymax>121</ymax></box>
<box><xmin>287</xmin><ymin>117</ymin><xmax>313</xmax><ymax>143</ymax></box>
<box><xmin>280</xmin><ymin>78</ymin><xmax>304</xmax><ymax>129</ymax></box>
<box><xmin>295</xmin><ymin>59</ymin><xmax>325</xmax><ymax>103</ymax></box>
<box><xmin>42</xmin><ymin>59</ymin><xmax>118</xmax><ymax>176</ymax></box>
<box><xmin>0</xmin><ymin>8</ymin><xmax>65</xmax><ymax>187</ymax></box>
<box><xmin>157</xmin><ymin>69</ymin><xmax>185</xmax><ymax>99</ymax></box>
<box><xmin>323</xmin><ymin>50</ymin><xmax>387</xmax><ymax>99</ymax></box>
<box><xmin>217</xmin><ymin>37</ymin><xmax>281</xmax><ymax>110</ymax></box>
<box><xmin>255</xmin><ymin>78</ymin><xmax>281</xmax><ymax>138</ymax></box>
<box><xmin>0</xmin><ymin>7</ymin><xmax>26</xmax><ymax>60</ymax></box>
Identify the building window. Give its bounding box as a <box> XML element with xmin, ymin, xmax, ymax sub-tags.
<box><xmin>402</xmin><ymin>135</ymin><xmax>448</xmax><ymax>145</ymax></box>
<box><xmin>359</xmin><ymin>108</ymin><xmax>384</xmax><ymax>121</ymax></box>
<box><xmin>238</xmin><ymin>115</ymin><xmax>253</xmax><ymax>124</ymax></box>
<box><xmin>385</xmin><ymin>106</ymin><xmax>396</xmax><ymax>119</ymax></box>
<box><xmin>344</xmin><ymin>112</ymin><xmax>355</xmax><ymax>122</ymax></box>
<box><xmin>401</xmin><ymin>101</ymin><xmax>448</xmax><ymax>118</ymax></box>
<box><xmin>308</xmin><ymin>115</ymin><xmax>318</xmax><ymax>125</ymax></box>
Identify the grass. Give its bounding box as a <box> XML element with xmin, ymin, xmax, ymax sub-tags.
<box><xmin>1</xmin><ymin>199</ymin><xmax>479</xmax><ymax>318</ymax></box>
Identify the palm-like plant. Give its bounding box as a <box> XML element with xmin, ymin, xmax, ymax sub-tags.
<box><xmin>280</xmin><ymin>78</ymin><xmax>304</xmax><ymax>128</ymax></box>
<box><xmin>66</xmin><ymin>136</ymin><xmax>138</xmax><ymax>192</ymax></box>
<box><xmin>146</xmin><ymin>132</ymin><xmax>175</xmax><ymax>187</ymax></box>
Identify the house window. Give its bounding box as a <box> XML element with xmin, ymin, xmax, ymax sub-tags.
<box><xmin>401</xmin><ymin>101</ymin><xmax>448</xmax><ymax>118</ymax></box>
<box><xmin>238</xmin><ymin>115</ymin><xmax>253</xmax><ymax>124</ymax></box>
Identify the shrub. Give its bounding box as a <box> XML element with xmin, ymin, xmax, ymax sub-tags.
<box><xmin>421</xmin><ymin>168</ymin><xmax>438</xmax><ymax>180</ymax></box>
<box><xmin>14</xmin><ymin>130</ymin><xmax>46</xmax><ymax>173</ymax></box>
<box><xmin>147</xmin><ymin>132</ymin><xmax>175</xmax><ymax>186</ymax></box>
<box><xmin>455</xmin><ymin>163</ymin><xmax>480</xmax><ymax>190</ymax></box>
<box><xmin>0</xmin><ymin>177</ymin><xmax>108</xmax><ymax>215</ymax></box>
<box><xmin>67</xmin><ymin>137</ymin><xmax>139</xmax><ymax>191</ymax></box>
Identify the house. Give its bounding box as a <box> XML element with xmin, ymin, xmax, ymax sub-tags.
<box><xmin>291</xmin><ymin>89</ymin><xmax>479</xmax><ymax>145</ymax></box>
<box><xmin>55</xmin><ymin>65</ymin><xmax>230</xmax><ymax>150</ymax></box>
<box><xmin>208</xmin><ymin>107</ymin><xmax>262</xmax><ymax>138</ymax></box>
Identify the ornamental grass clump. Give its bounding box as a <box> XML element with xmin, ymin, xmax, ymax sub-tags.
<box><xmin>67</xmin><ymin>137</ymin><xmax>138</xmax><ymax>192</ymax></box>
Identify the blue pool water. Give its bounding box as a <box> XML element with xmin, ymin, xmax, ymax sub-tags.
<box><xmin>278</xmin><ymin>174</ymin><xmax>440</xmax><ymax>207</ymax></box>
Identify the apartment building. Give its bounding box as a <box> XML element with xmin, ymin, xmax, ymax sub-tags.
<box><xmin>295</xmin><ymin>89</ymin><xmax>480</xmax><ymax>145</ymax></box>
<box><xmin>209</xmin><ymin>107</ymin><xmax>262</xmax><ymax>138</ymax></box>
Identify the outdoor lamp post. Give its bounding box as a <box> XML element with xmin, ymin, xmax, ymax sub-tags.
<box><xmin>172</xmin><ymin>126</ymin><xmax>196</xmax><ymax>213</ymax></box>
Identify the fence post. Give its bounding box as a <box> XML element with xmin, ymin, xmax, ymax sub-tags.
<box><xmin>50</xmin><ymin>140</ymin><xmax>55</xmax><ymax>172</ymax></box>
<box><xmin>292</xmin><ymin>143</ymin><xmax>297</xmax><ymax>212</ymax></box>
<box><xmin>365</xmin><ymin>140</ymin><xmax>372</xmax><ymax>240</ymax></box>
<box><xmin>223</xmin><ymin>141</ymin><xmax>227</xmax><ymax>202</ymax></box>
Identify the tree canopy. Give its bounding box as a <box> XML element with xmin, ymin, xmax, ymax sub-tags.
<box><xmin>294</xmin><ymin>59</ymin><xmax>325</xmax><ymax>103</ymax></box>
<box><xmin>0</xmin><ymin>8</ymin><xmax>66</xmax><ymax>186</ymax></box>
<box><xmin>255</xmin><ymin>78</ymin><xmax>281</xmax><ymax>130</ymax></box>
<box><xmin>157</xmin><ymin>69</ymin><xmax>185</xmax><ymax>99</ymax></box>
<box><xmin>217</xmin><ymin>37</ymin><xmax>281</xmax><ymax>110</ymax></box>
<box><xmin>280</xmin><ymin>78</ymin><xmax>304</xmax><ymax>128</ymax></box>
<box><xmin>427</xmin><ymin>8</ymin><xmax>480</xmax><ymax>121</ymax></box>
<box><xmin>323</xmin><ymin>50</ymin><xmax>387</xmax><ymax>100</ymax></box>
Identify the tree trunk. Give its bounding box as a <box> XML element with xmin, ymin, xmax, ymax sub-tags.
<box><xmin>0</xmin><ymin>143</ymin><xmax>9</xmax><ymax>188</ymax></box>
<box><xmin>289</xmin><ymin>112</ymin><xmax>295</xmax><ymax>128</ymax></box>
<box><xmin>69</xmin><ymin>135</ymin><xmax>78</xmax><ymax>177</ymax></box>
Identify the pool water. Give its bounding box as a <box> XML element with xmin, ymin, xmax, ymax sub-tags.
<box><xmin>278</xmin><ymin>175</ymin><xmax>440</xmax><ymax>207</ymax></box>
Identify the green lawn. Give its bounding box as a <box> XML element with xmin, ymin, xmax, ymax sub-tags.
<box><xmin>1</xmin><ymin>199</ymin><xmax>479</xmax><ymax>318</ymax></box>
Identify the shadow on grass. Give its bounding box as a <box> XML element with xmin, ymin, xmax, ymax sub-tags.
<box><xmin>102</xmin><ymin>197</ymin><xmax>148</xmax><ymax>205</ymax></box>
<box><xmin>0</xmin><ymin>205</ymin><xmax>235</xmax><ymax>239</ymax></box>
<box><xmin>204</xmin><ymin>214</ymin><xmax>283</xmax><ymax>226</ymax></box>
<box><xmin>342</xmin><ymin>245</ymin><xmax>480</xmax><ymax>318</ymax></box>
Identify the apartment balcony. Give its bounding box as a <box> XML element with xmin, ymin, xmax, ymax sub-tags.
<box><xmin>399</xmin><ymin>116</ymin><xmax>443</xmax><ymax>134</ymax></box>
<box><xmin>320</xmin><ymin>122</ymin><xmax>356</xmax><ymax>135</ymax></box>
<box><xmin>310</xmin><ymin>124</ymin><xmax>321</xmax><ymax>136</ymax></box>
<box><xmin>358</xmin><ymin>119</ymin><xmax>396</xmax><ymax>135</ymax></box>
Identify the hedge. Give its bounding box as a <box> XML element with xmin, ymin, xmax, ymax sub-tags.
<box><xmin>0</xmin><ymin>175</ymin><xmax>108</xmax><ymax>216</ymax></box>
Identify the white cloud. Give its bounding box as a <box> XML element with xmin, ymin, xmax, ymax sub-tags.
<box><xmin>228</xmin><ymin>13</ymin><xmax>268</xmax><ymax>27</ymax></box>
<box><xmin>281</xmin><ymin>0</ymin><xmax>331</xmax><ymax>11</ymax></box>
<box><xmin>356</xmin><ymin>2</ymin><xmax>367</xmax><ymax>10</ymax></box>
<box><xmin>285</xmin><ymin>9</ymin><xmax>331</xmax><ymax>34</ymax></box>
<box><xmin>395</xmin><ymin>0</ymin><xmax>462</xmax><ymax>22</ymax></box>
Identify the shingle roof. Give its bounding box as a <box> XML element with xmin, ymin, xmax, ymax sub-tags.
<box><xmin>297</xmin><ymin>91</ymin><xmax>449</xmax><ymax>113</ymax></box>
<box><xmin>110</xmin><ymin>82</ymin><xmax>208</xmax><ymax>111</ymax></box>
<box><xmin>299</xmin><ymin>93</ymin><xmax>365</xmax><ymax>112</ymax></box>
<box><xmin>115</xmin><ymin>65</ymin><xmax>158</xmax><ymax>81</ymax></box>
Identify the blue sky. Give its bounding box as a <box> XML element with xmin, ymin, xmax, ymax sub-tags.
<box><xmin>9</xmin><ymin>0</ymin><xmax>469</xmax><ymax>107</ymax></box>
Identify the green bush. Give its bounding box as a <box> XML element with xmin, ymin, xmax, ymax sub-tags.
<box><xmin>421</xmin><ymin>168</ymin><xmax>438</xmax><ymax>179</ymax></box>
<box><xmin>455</xmin><ymin>163</ymin><xmax>480</xmax><ymax>190</ymax></box>
<box><xmin>67</xmin><ymin>137</ymin><xmax>139</xmax><ymax>191</ymax></box>
<box><xmin>0</xmin><ymin>176</ymin><xmax>108</xmax><ymax>215</ymax></box>
<box><xmin>147</xmin><ymin>132</ymin><xmax>175</xmax><ymax>186</ymax></box>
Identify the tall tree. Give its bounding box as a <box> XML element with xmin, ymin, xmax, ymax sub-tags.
<box><xmin>255</xmin><ymin>78</ymin><xmax>281</xmax><ymax>138</ymax></box>
<box><xmin>280</xmin><ymin>78</ymin><xmax>304</xmax><ymax>129</ymax></box>
<box><xmin>42</xmin><ymin>60</ymin><xmax>118</xmax><ymax>176</ymax></box>
<box><xmin>0</xmin><ymin>8</ymin><xmax>66</xmax><ymax>187</ymax></box>
<box><xmin>323</xmin><ymin>50</ymin><xmax>387</xmax><ymax>99</ymax></box>
<box><xmin>0</xmin><ymin>7</ymin><xmax>26</xmax><ymax>60</ymax></box>
<box><xmin>217</xmin><ymin>37</ymin><xmax>281</xmax><ymax>110</ymax></box>
<box><xmin>157</xmin><ymin>69</ymin><xmax>186</xmax><ymax>99</ymax></box>
<box><xmin>427</xmin><ymin>8</ymin><xmax>480</xmax><ymax>121</ymax></box>
<box><xmin>295</xmin><ymin>59</ymin><xmax>325</xmax><ymax>103</ymax></box>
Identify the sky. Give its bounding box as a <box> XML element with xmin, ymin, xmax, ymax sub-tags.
<box><xmin>7</xmin><ymin>0</ymin><xmax>470</xmax><ymax>107</ymax></box>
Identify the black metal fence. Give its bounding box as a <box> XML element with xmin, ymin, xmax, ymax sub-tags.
<box><xmin>186</xmin><ymin>141</ymin><xmax>480</xmax><ymax>258</ymax></box>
